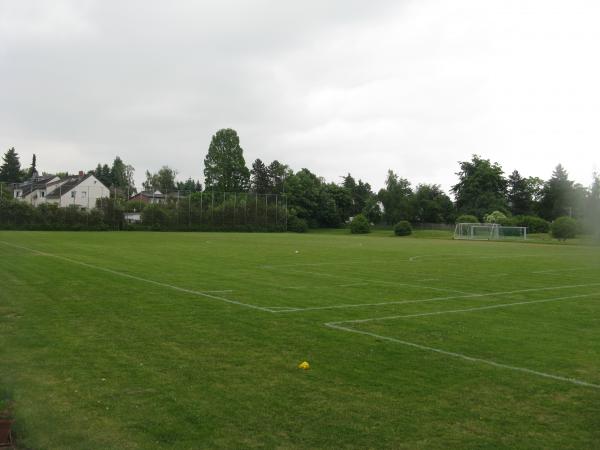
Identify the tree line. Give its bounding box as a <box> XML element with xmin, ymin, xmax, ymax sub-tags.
<box><xmin>1</xmin><ymin>128</ymin><xmax>599</xmax><ymax>235</ymax></box>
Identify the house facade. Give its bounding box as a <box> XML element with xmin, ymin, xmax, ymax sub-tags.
<box><xmin>45</xmin><ymin>174</ymin><xmax>110</xmax><ymax>209</ymax></box>
<box><xmin>12</xmin><ymin>173</ymin><xmax>61</xmax><ymax>207</ymax></box>
<box><xmin>13</xmin><ymin>172</ymin><xmax>110</xmax><ymax>209</ymax></box>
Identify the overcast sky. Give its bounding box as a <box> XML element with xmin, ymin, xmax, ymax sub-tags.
<box><xmin>1</xmin><ymin>0</ymin><xmax>599</xmax><ymax>192</ymax></box>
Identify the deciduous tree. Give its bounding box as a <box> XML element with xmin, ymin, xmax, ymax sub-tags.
<box><xmin>204</xmin><ymin>128</ymin><xmax>250</xmax><ymax>192</ymax></box>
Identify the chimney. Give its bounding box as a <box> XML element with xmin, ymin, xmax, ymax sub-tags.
<box><xmin>78</xmin><ymin>171</ymin><xmax>84</xmax><ymax>177</ymax></box>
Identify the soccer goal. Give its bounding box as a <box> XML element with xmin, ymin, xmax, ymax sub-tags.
<box><xmin>454</xmin><ymin>223</ymin><xmax>527</xmax><ymax>241</ymax></box>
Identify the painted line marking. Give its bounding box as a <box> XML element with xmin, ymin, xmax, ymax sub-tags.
<box><xmin>267</xmin><ymin>267</ymin><xmax>470</xmax><ymax>295</ymax></box>
<box><xmin>325</xmin><ymin>292</ymin><xmax>600</xmax><ymax>390</ymax></box>
<box><xmin>532</xmin><ymin>268</ymin><xmax>597</xmax><ymax>274</ymax></box>
<box><xmin>269</xmin><ymin>282</ymin><xmax>600</xmax><ymax>312</ymax></box>
<box><xmin>331</xmin><ymin>292</ymin><xmax>600</xmax><ymax>325</ymax></box>
<box><xmin>325</xmin><ymin>324</ymin><xmax>600</xmax><ymax>390</ymax></box>
<box><xmin>0</xmin><ymin>241</ymin><xmax>270</xmax><ymax>312</ymax></box>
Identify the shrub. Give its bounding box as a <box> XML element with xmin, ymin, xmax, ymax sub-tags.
<box><xmin>394</xmin><ymin>220</ymin><xmax>412</xmax><ymax>236</ymax></box>
<box><xmin>551</xmin><ymin>216</ymin><xmax>577</xmax><ymax>241</ymax></box>
<box><xmin>350</xmin><ymin>214</ymin><xmax>370</xmax><ymax>234</ymax></box>
<box><xmin>484</xmin><ymin>210</ymin><xmax>507</xmax><ymax>224</ymax></box>
<box><xmin>287</xmin><ymin>215</ymin><xmax>308</xmax><ymax>233</ymax></box>
<box><xmin>512</xmin><ymin>215</ymin><xmax>550</xmax><ymax>234</ymax></box>
<box><xmin>456</xmin><ymin>214</ymin><xmax>479</xmax><ymax>224</ymax></box>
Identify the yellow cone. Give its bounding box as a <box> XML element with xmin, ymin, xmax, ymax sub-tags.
<box><xmin>298</xmin><ymin>361</ymin><xmax>310</xmax><ymax>370</ymax></box>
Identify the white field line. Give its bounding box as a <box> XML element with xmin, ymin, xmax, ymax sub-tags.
<box><xmin>325</xmin><ymin>323</ymin><xmax>600</xmax><ymax>390</ymax></box>
<box><xmin>329</xmin><ymin>292</ymin><xmax>600</xmax><ymax>325</ymax></box>
<box><xmin>282</xmin><ymin>282</ymin><xmax>369</xmax><ymax>290</ymax></box>
<box><xmin>261</xmin><ymin>253</ymin><xmax>543</xmax><ymax>268</ymax></box>
<box><xmin>532</xmin><ymin>267</ymin><xmax>598</xmax><ymax>274</ymax></box>
<box><xmin>0</xmin><ymin>241</ymin><xmax>270</xmax><ymax>312</ymax></box>
<box><xmin>266</xmin><ymin>267</ymin><xmax>470</xmax><ymax>295</ymax></box>
<box><xmin>325</xmin><ymin>292</ymin><xmax>600</xmax><ymax>389</ymax></box>
<box><xmin>269</xmin><ymin>282</ymin><xmax>600</xmax><ymax>312</ymax></box>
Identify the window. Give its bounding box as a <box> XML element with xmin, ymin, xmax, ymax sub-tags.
<box><xmin>81</xmin><ymin>191</ymin><xmax>87</xmax><ymax>199</ymax></box>
<box><xmin>40</xmin><ymin>191</ymin><xmax>45</xmax><ymax>198</ymax></box>
<box><xmin>71</xmin><ymin>191</ymin><xmax>76</xmax><ymax>198</ymax></box>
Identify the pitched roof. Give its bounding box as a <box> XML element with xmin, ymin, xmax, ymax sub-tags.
<box><xmin>45</xmin><ymin>174</ymin><xmax>93</xmax><ymax>199</ymax></box>
<box><xmin>14</xmin><ymin>175</ymin><xmax>58</xmax><ymax>196</ymax></box>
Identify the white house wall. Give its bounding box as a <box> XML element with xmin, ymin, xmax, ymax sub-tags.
<box><xmin>54</xmin><ymin>176</ymin><xmax>109</xmax><ymax>209</ymax></box>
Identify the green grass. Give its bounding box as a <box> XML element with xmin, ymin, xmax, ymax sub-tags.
<box><xmin>1</xmin><ymin>230</ymin><xmax>599</xmax><ymax>449</ymax></box>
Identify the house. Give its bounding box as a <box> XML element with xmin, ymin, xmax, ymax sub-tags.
<box><xmin>12</xmin><ymin>172</ymin><xmax>62</xmax><ymax>207</ymax></box>
<box><xmin>45</xmin><ymin>172</ymin><xmax>110</xmax><ymax>209</ymax></box>
<box><xmin>129</xmin><ymin>190</ymin><xmax>166</xmax><ymax>204</ymax></box>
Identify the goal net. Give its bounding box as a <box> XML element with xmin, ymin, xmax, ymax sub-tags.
<box><xmin>454</xmin><ymin>223</ymin><xmax>527</xmax><ymax>241</ymax></box>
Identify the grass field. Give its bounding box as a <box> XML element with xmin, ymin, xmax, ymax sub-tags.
<box><xmin>1</xmin><ymin>230</ymin><xmax>599</xmax><ymax>449</ymax></box>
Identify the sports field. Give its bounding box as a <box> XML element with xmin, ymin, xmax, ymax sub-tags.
<box><xmin>1</xmin><ymin>230</ymin><xmax>599</xmax><ymax>449</ymax></box>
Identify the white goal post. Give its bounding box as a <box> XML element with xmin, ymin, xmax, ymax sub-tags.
<box><xmin>454</xmin><ymin>223</ymin><xmax>527</xmax><ymax>241</ymax></box>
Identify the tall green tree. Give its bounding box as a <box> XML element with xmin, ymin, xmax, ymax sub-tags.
<box><xmin>343</xmin><ymin>173</ymin><xmax>375</xmax><ymax>216</ymax></box>
<box><xmin>268</xmin><ymin>160</ymin><xmax>291</xmax><ymax>194</ymax></box>
<box><xmin>378</xmin><ymin>170</ymin><xmax>413</xmax><ymax>224</ymax></box>
<box><xmin>538</xmin><ymin>164</ymin><xmax>576</xmax><ymax>220</ymax></box>
<box><xmin>0</xmin><ymin>147</ymin><xmax>22</xmax><ymax>183</ymax></box>
<box><xmin>204</xmin><ymin>128</ymin><xmax>250</xmax><ymax>192</ymax></box>
<box><xmin>110</xmin><ymin>156</ymin><xmax>135</xmax><ymax>190</ymax></box>
<box><xmin>143</xmin><ymin>166</ymin><xmax>177</xmax><ymax>192</ymax></box>
<box><xmin>250</xmin><ymin>158</ymin><xmax>271</xmax><ymax>194</ymax></box>
<box><xmin>28</xmin><ymin>154</ymin><xmax>37</xmax><ymax>178</ymax></box>
<box><xmin>411</xmin><ymin>184</ymin><xmax>455</xmax><ymax>223</ymax></box>
<box><xmin>507</xmin><ymin>170</ymin><xmax>538</xmax><ymax>216</ymax></box>
<box><xmin>452</xmin><ymin>155</ymin><xmax>507</xmax><ymax>219</ymax></box>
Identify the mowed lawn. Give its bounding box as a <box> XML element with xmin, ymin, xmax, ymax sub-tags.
<box><xmin>1</xmin><ymin>231</ymin><xmax>599</xmax><ymax>449</ymax></box>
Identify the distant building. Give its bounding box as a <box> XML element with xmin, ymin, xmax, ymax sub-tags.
<box><xmin>124</xmin><ymin>212</ymin><xmax>142</xmax><ymax>223</ymax></box>
<box><xmin>129</xmin><ymin>190</ymin><xmax>166</xmax><ymax>204</ymax></box>
<box><xmin>12</xmin><ymin>172</ymin><xmax>61</xmax><ymax>206</ymax></box>
<box><xmin>13</xmin><ymin>171</ymin><xmax>110</xmax><ymax>210</ymax></box>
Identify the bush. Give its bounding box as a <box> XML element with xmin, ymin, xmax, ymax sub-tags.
<box><xmin>350</xmin><ymin>214</ymin><xmax>370</xmax><ymax>234</ymax></box>
<box><xmin>394</xmin><ymin>220</ymin><xmax>412</xmax><ymax>236</ymax></box>
<box><xmin>551</xmin><ymin>216</ymin><xmax>577</xmax><ymax>241</ymax></box>
<box><xmin>456</xmin><ymin>214</ymin><xmax>479</xmax><ymax>224</ymax></box>
<box><xmin>287</xmin><ymin>215</ymin><xmax>308</xmax><ymax>233</ymax></box>
<box><xmin>512</xmin><ymin>215</ymin><xmax>550</xmax><ymax>234</ymax></box>
<box><xmin>484</xmin><ymin>211</ymin><xmax>507</xmax><ymax>224</ymax></box>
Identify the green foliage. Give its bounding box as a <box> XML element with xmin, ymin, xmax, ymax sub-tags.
<box><xmin>251</xmin><ymin>158</ymin><xmax>271</xmax><ymax>194</ymax></box>
<box><xmin>378</xmin><ymin>170</ymin><xmax>413</xmax><ymax>225</ymax></box>
<box><xmin>362</xmin><ymin>196</ymin><xmax>382</xmax><ymax>224</ymax></box>
<box><xmin>507</xmin><ymin>170</ymin><xmax>540</xmax><ymax>216</ymax></box>
<box><xmin>456</xmin><ymin>214</ymin><xmax>479</xmax><ymax>224</ymax></box>
<box><xmin>0</xmin><ymin>147</ymin><xmax>22</xmax><ymax>183</ymax></box>
<box><xmin>484</xmin><ymin>210</ymin><xmax>508</xmax><ymax>224</ymax></box>
<box><xmin>411</xmin><ymin>184</ymin><xmax>454</xmax><ymax>223</ymax></box>
<box><xmin>143</xmin><ymin>166</ymin><xmax>177</xmax><ymax>192</ymax></box>
<box><xmin>512</xmin><ymin>215</ymin><xmax>550</xmax><ymax>233</ymax></box>
<box><xmin>176</xmin><ymin>177</ymin><xmax>202</xmax><ymax>193</ymax></box>
<box><xmin>350</xmin><ymin>214</ymin><xmax>370</xmax><ymax>234</ymax></box>
<box><xmin>538</xmin><ymin>165</ymin><xmax>580</xmax><ymax>221</ymax></box>
<box><xmin>287</xmin><ymin>214</ymin><xmax>308</xmax><ymax>233</ymax></box>
<box><xmin>0</xmin><ymin>198</ymin><xmax>110</xmax><ymax>230</ymax></box>
<box><xmin>204</xmin><ymin>128</ymin><xmax>250</xmax><ymax>192</ymax></box>
<box><xmin>551</xmin><ymin>216</ymin><xmax>578</xmax><ymax>241</ymax></box>
<box><xmin>394</xmin><ymin>220</ymin><xmax>412</xmax><ymax>236</ymax></box>
<box><xmin>452</xmin><ymin>155</ymin><xmax>507</xmax><ymax>218</ymax></box>
<box><xmin>28</xmin><ymin>154</ymin><xmax>37</xmax><ymax>178</ymax></box>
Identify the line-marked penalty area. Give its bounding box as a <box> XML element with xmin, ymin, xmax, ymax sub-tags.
<box><xmin>326</xmin><ymin>292</ymin><xmax>600</xmax><ymax>390</ymax></box>
<box><xmin>269</xmin><ymin>282</ymin><xmax>600</xmax><ymax>312</ymax></box>
<box><xmin>0</xmin><ymin>241</ymin><xmax>270</xmax><ymax>312</ymax></box>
